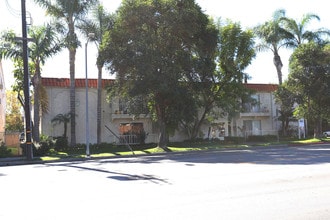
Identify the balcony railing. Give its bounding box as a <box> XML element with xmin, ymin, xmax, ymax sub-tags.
<box><xmin>240</xmin><ymin>106</ymin><xmax>271</xmax><ymax>117</ymax></box>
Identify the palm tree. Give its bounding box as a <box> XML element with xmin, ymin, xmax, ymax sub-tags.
<box><xmin>0</xmin><ymin>24</ymin><xmax>63</xmax><ymax>142</ymax></box>
<box><xmin>254</xmin><ymin>9</ymin><xmax>291</xmax><ymax>85</ymax></box>
<box><xmin>51</xmin><ymin>112</ymin><xmax>73</xmax><ymax>138</ymax></box>
<box><xmin>29</xmin><ymin>25</ymin><xmax>63</xmax><ymax>142</ymax></box>
<box><xmin>34</xmin><ymin>0</ymin><xmax>99</xmax><ymax>147</ymax></box>
<box><xmin>78</xmin><ymin>4</ymin><xmax>114</xmax><ymax>144</ymax></box>
<box><xmin>279</xmin><ymin>13</ymin><xmax>330</xmax><ymax>47</ymax></box>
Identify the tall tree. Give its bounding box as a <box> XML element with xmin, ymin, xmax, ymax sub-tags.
<box><xmin>101</xmin><ymin>0</ymin><xmax>217</xmax><ymax>149</ymax></box>
<box><xmin>34</xmin><ymin>0</ymin><xmax>98</xmax><ymax>146</ymax></box>
<box><xmin>254</xmin><ymin>9</ymin><xmax>290</xmax><ymax>85</ymax></box>
<box><xmin>0</xmin><ymin>25</ymin><xmax>63</xmax><ymax>142</ymax></box>
<box><xmin>287</xmin><ymin>42</ymin><xmax>330</xmax><ymax>137</ymax></box>
<box><xmin>280</xmin><ymin>13</ymin><xmax>330</xmax><ymax>47</ymax></box>
<box><xmin>28</xmin><ymin>25</ymin><xmax>63</xmax><ymax>142</ymax></box>
<box><xmin>78</xmin><ymin>3</ymin><xmax>114</xmax><ymax>144</ymax></box>
<box><xmin>182</xmin><ymin>20</ymin><xmax>255</xmax><ymax>139</ymax></box>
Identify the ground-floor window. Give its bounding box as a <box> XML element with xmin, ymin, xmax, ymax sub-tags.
<box><xmin>119</xmin><ymin>122</ymin><xmax>146</xmax><ymax>145</ymax></box>
<box><xmin>243</xmin><ymin>120</ymin><xmax>261</xmax><ymax>136</ymax></box>
<box><xmin>208</xmin><ymin>122</ymin><xmax>226</xmax><ymax>139</ymax></box>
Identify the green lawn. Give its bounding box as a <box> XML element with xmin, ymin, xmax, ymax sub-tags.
<box><xmin>38</xmin><ymin>137</ymin><xmax>330</xmax><ymax>162</ymax></box>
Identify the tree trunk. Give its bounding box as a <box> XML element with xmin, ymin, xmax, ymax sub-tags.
<box><xmin>314</xmin><ymin>116</ymin><xmax>323</xmax><ymax>138</ymax></box>
<box><xmin>97</xmin><ymin>65</ymin><xmax>102</xmax><ymax>144</ymax></box>
<box><xmin>32</xmin><ymin>63</ymin><xmax>41</xmax><ymax>143</ymax></box>
<box><xmin>190</xmin><ymin>105</ymin><xmax>211</xmax><ymax>140</ymax></box>
<box><xmin>32</xmin><ymin>77</ymin><xmax>40</xmax><ymax>143</ymax></box>
<box><xmin>69</xmin><ymin>47</ymin><xmax>76</xmax><ymax>147</ymax></box>
<box><xmin>158</xmin><ymin>118</ymin><xmax>168</xmax><ymax>150</ymax></box>
<box><xmin>156</xmin><ymin>103</ymin><xmax>168</xmax><ymax>150</ymax></box>
<box><xmin>273</xmin><ymin>52</ymin><xmax>283</xmax><ymax>85</ymax></box>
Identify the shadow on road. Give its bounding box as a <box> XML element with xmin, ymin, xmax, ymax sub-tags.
<box><xmin>31</xmin><ymin>145</ymin><xmax>330</xmax><ymax>183</ymax></box>
<box><xmin>45</xmin><ymin>163</ymin><xmax>170</xmax><ymax>184</ymax></box>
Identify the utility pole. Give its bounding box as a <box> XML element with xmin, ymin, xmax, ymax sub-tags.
<box><xmin>21</xmin><ymin>0</ymin><xmax>33</xmax><ymax>160</ymax></box>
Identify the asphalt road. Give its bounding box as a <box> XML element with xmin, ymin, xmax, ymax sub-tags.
<box><xmin>1</xmin><ymin>144</ymin><xmax>330</xmax><ymax>220</ymax></box>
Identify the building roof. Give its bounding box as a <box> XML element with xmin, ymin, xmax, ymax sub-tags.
<box><xmin>41</xmin><ymin>77</ymin><xmax>113</xmax><ymax>88</ymax></box>
<box><xmin>42</xmin><ymin>77</ymin><xmax>278</xmax><ymax>92</ymax></box>
<box><xmin>244</xmin><ymin>83</ymin><xmax>278</xmax><ymax>92</ymax></box>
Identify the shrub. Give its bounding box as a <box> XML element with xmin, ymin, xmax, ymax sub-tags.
<box><xmin>247</xmin><ymin>135</ymin><xmax>277</xmax><ymax>142</ymax></box>
<box><xmin>33</xmin><ymin>138</ymin><xmax>55</xmax><ymax>156</ymax></box>
<box><xmin>54</xmin><ymin>136</ymin><xmax>69</xmax><ymax>151</ymax></box>
<box><xmin>224</xmin><ymin>136</ymin><xmax>245</xmax><ymax>144</ymax></box>
<box><xmin>0</xmin><ymin>142</ymin><xmax>12</xmax><ymax>158</ymax></box>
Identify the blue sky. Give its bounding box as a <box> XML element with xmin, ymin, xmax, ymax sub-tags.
<box><xmin>1</xmin><ymin>0</ymin><xmax>329</xmax><ymax>88</ymax></box>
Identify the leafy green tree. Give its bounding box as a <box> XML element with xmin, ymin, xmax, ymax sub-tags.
<box><xmin>274</xmin><ymin>83</ymin><xmax>296</xmax><ymax>136</ymax></box>
<box><xmin>34</xmin><ymin>0</ymin><xmax>98</xmax><ymax>146</ymax></box>
<box><xmin>254</xmin><ymin>9</ymin><xmax>290</xmax><ymax>85</ymax></box>
<box><xmin>78</xmin><ymin>3</ymin><xmax>115</xmax><ymax>144</ymax></box>
<box><xmin>5</xmin><ymin>90</ymin><xmax>24</xmax><ymax>132</ymax></box>
<box><xmin>0</xmin><ymin>24</ymin><xmax>63</xmax><ymax>142</ymax></box>
<box><xmin>287</xmin><ymin>42</ymin><xmax>330</xmax><ymax>137</ymax></box>
<box><xmin>182</xmin><ymin>20</ymin><xmax>255</xmax><ymax>139</ymax></box>
<box><xmin>101</xmin><ymin>0</ymin><xmax>217</xmax><ymax>149</ymax></box>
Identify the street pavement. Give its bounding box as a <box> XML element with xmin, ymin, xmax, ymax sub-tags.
<box><xmin>1</xmin><ymin>144</ymin><xmax>330</xmax><ymax>219</ymax></box>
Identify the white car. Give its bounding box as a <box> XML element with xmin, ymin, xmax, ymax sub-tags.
<box><xmin>323</xmin><ymin>131</ymin><xmax>330</xmax><ymax>137</ymax></box>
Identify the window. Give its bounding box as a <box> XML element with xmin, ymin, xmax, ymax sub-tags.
<box><xmin>119</xmin><ymin>98</ymin><xmax>129</xmax><ymax>114</ymax></box>
<box><xmin>242</xmin><ymin>94</ymin><xmax>260</xmax><ymax>113</ymax></box>
<box><xmin>119</xmin><ymin>123</ymin><xmax>146</xmax><ymax>144</ymax></box>
<box><xmin>210</xmin><ymin>123</ymin><xmax>226</xmax><ymax>139</ymax></box>
<box><xmin>115</xmin><ymin>96</ymin><xmax>148</xmax><ymax>114</ymax></box>
<box><xmin>243</xmin><ymin>120</ymin><xmax>261</xmax><ymax>136</ymax></box>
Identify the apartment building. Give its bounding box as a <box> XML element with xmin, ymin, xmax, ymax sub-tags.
<box><xmin>41</xmin><ymin>78</ymin><xmax>279</xmax><ymax>144</ymax></box>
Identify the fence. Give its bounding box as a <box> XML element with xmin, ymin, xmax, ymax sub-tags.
<box><xmin>108</xmin><ymin>133</ymin><xmax>158</xmax><ymax>145</ymax></box>
<box><xmin>4</xmin><ymin>132</ymin><xmax>22</xmax><ymax>156</ymax></box>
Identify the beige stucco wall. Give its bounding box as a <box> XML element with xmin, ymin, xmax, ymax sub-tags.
<box><xmin>42</xmin><ymin>86</ymin><xmax>158</xmax><ymax>144</ymax></box>
<box><xmin>42</xmin><ymin>86</ymin><xmax>111</xmax><ymax>144</ymax></box>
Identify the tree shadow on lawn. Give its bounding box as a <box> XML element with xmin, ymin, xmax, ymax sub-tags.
<box><xmin>96</xmin><ymin>144</ymin><xmax>330</xmax><ymax>166</ymax></box>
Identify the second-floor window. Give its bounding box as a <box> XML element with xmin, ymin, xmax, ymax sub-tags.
<box><xmin>114</xmin><ymin>96</ymin><xmax>149</xmax><ymax>114</ymax></box>
<box><xmin>119</xmin><ymin>98</ymin><xmax>129</xmax><ymax>114</ymax></box>
<box><xmin>242</xmin><ymin>94</ymin><xmax>260</xmax><ymax>113</ymax></box>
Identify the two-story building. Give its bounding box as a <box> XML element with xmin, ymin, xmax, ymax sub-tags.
<box><xmin>41</xmin><ymin>77</ymin><xmax>279</xmax><ymax>145</ymax></box>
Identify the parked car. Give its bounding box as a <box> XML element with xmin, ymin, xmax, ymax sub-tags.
<box><xmin>323</xmin><ymin>131</ymin><xmax>330</xmax><ymax>137</ymax></box>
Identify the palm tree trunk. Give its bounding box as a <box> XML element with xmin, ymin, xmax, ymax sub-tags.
<box><xmin>97</xmin><ymin>65</ymin><xmax>102</xmax><ymax>144</ymax></box>
<box><xmin>69</xmin><ymin>47</ymin><xmax>76</xmax><ymax>147</ymax></box>
<box><xmin>32</xmin><ymin>63</ymin><xmax>41</xmax><ymax>143</ymax></box>
<box><xmin>273</xmin><ymin>52</ymin><xmax>283</xmax><ymax>85</ymax></box>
